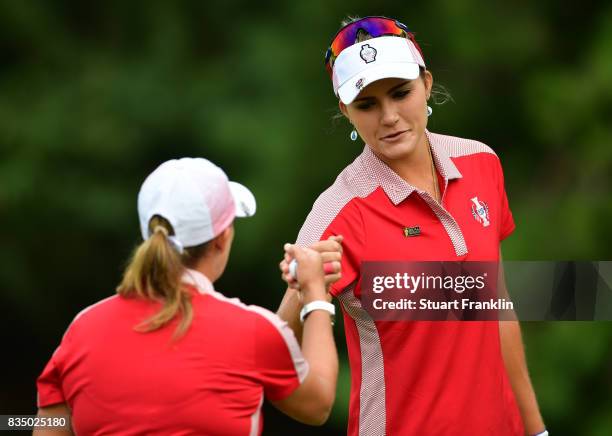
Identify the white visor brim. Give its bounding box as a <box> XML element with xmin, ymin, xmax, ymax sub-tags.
<box><xmin>229</xmin><ymin>181</ymin><xmax>257</xmax><ymax>217</ymax></box>
<box><xmin>337</xmin><ymin>62</ymin><xmax>420</xmax><ymax>104</ymax></box>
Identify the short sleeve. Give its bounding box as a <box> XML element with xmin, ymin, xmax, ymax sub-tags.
<box><xmin>295</xmin><ymin>172</ymin><xmax>367</xmax><ymax>297</ymax></box>
<box><xmin>37</xmin><ymin>348</ymin><xmax>66</xmax><ymax>407</ymax></box>
<box><xmin>252</xmin><ymin>308</ymin><xmax>309</xmax><ymax>402</ymax></box>
<box><xmin>320</xmin><ymin>203</ymin><xmax>365</xmax><ymax>296</ymax></box>
<box><xmin>495</xmin><ymin>156</ymin><xmax>516</xmax><ymax>241</ymax></box>
<box><xmin>37</xmin><ymin>317</ymin><xmax>80</xmax><ymax>408</ymax></box>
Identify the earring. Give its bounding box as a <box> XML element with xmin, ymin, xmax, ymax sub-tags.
<box><xmin>350</xmin><ymin>128</ymin><xmax>358</xmax><ymax>141</ymax></box>
<box><xmin>427</xmin><ymin>105</ymin><xmax>433</xmax><ymax>117</ymax></box>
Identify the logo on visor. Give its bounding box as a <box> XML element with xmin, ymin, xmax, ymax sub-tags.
<box><xmin>470</xmin><ymin>197</ymin><xmax>490</xmax><ymax>227</ymax></box>
<box><xmin>360</xmin><ymin>44</ymin><xmax>377</xmax><ymax>63</ymax></box>
<box><xmin>240</xmin><ymin>200</ymin><xmax>253</xmax><ymax>217</ymax></box>
<box><xmin>355</xmin><ymin>78</ymin><xmax>365</xmax><ymax>90</ymax></box>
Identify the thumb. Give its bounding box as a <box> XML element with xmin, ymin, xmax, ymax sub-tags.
<box><xmin>284</xmin><ymin>243</ymin><xmax>299</xmax><ymax>259</ymax></box>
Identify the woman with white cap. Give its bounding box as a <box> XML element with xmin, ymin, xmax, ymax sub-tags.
<box><xmin>35</xmin><ymin>158</ymin><xmax>339</xmax><ymax>435</ymax></box>
<box><xmin>278</xmin><ymin>16</ymin><xmax>547</xmax><ymax>436</ymax></box>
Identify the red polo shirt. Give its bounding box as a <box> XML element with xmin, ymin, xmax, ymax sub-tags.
<box><xmin>37</xmin><ymin>269</ymin><xmax>308</xmax><ymax>435</ymax></box>
<box><xmin>297</xmin><ymin>131</ymin><xmax>523</xmax><ymax>435</ymax></box>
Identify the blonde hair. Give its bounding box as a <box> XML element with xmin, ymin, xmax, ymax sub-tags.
<box><xmin>117</xmin><ymin>215</ymin><xmax>209</xmax><ymax>338</ymax></box>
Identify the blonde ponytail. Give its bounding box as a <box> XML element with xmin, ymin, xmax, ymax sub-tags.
<box><xmin>117</xmin><ymin>216</ymin><xmax>194</xmax><ymax>338</ymax></box>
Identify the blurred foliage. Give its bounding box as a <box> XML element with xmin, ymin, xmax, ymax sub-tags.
<box><xmin>0</xmin><ymin>0</ymin><xmax>610</xmax><ymax>434</ymax></box>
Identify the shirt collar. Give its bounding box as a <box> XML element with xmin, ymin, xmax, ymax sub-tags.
<box><xmin>182</xmin><ymin>268</ymin><xmax>215</xmax><ymax>295</ymax></box>
<box><xmin>360</xmin><ymin>130</ymin><xmax>462</xmax><ymax>205</ymax></box>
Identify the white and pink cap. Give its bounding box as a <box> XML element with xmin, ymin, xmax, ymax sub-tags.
<box><xmin>332</xmin><ymin>36</ymin><xmax>426</xmax><ymax>105</ymax></box>
<box><xmin>138</xmin><ymin>158</ymin><xmax>256</xmax><ymax>247</ymax></box>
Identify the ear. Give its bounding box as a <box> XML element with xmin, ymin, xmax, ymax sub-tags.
<box><xmin>338</xmin><ymin>100</ymin><xmax>350</xmax><ymax>120</ymax></box>
<box><xmin>213</xmin><ymin>225</ymin><xmax>234</xmax><ymax>252</ymax></box>
<box><xmin>422</xmin><ymin>70</ymin><xmax>433</xmax><ymax>99</ymax></box>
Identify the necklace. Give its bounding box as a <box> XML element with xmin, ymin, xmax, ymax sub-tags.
<box><xmin>427</xmin><ymin>138</ymin><xmax>440</xmax><ymax>204</ymax></box>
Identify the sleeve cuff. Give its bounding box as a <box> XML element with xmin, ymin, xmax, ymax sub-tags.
<box><xmin>500</xmin><ymin>221</ymin><xmax>516</xmax><ymax>242</ymax></box>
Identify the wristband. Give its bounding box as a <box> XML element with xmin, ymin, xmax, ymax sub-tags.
<box><xmin>533</xmin><ymin>431</ymin><xmax>548</xmax><ymax>436</ymax></box>
<box><xmin>300</xmin><ymin>301</ymin><xmax>335</xmax><ymax>325</ymax></box>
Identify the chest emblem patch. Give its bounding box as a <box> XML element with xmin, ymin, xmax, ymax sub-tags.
<box><xmin>470</xmin><ymin>197</ymin><xmax>490</xmax><ymax>227</ymax></box>
<box><xmin>403</xmin><ymin>226</ymin><xmax>421</xmax><ymax>237</ymax></box>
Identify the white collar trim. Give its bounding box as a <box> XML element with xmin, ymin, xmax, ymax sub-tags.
<box><xmin>182</xmin><ymin>268</ymin><xmax>215</xmax><ymax>294</ymax></box>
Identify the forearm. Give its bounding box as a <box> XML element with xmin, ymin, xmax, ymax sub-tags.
<box><xmin>277</xmin><ymin>288</ymin><xmax>303</xmax><ymax>342</ymax></box>
<box><xmin>301</xmin><ymin>309</ymin><xmax>338</xmax><ymax>407</ymax></box>
<box><xmin>34</xmin><ymin>404</ymin><xmax>73</xmax><ymax>436</ymax></box>
<box><xmin>499</xmin><ymin>320</ymin><xmax>545</xmax><ymax>434</ymax></box>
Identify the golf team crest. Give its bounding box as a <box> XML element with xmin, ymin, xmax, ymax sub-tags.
<box><xmin>360</xmin><ymin>44</ymin><xmax>377</xmax><ymax>63</ymax></box>
<box><xmin>470</xmin><ymin>196</ymin><xmax>490</xmax><ymax>227</ymax></box>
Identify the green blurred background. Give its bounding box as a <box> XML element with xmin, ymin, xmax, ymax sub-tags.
<box><xmin>1</xmin><ymin>1</ymin><xmax>611</xmax><ymax>434</ymax></box>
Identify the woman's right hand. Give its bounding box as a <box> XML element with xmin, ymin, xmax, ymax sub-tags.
<box><xmin>280</xmin><ymin>236</ymin><xmax>343</xmax><ymax>291</ymax></box>
<box><xmin>283</xmin><ymin>244</ymin><xmax>328</xmax><ymax>303</ymax></box>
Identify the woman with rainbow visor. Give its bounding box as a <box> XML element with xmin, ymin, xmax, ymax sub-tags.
<box><xmin>278</xmin><ymin>16</ymin><xmax>547</xmax><ymax>436</ymax></box>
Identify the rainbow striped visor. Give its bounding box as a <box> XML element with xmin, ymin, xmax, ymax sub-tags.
<box><xmin>324</xmin><ymin>17</ymin><xmax>426</xmax><ymax>104</ymax></box>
